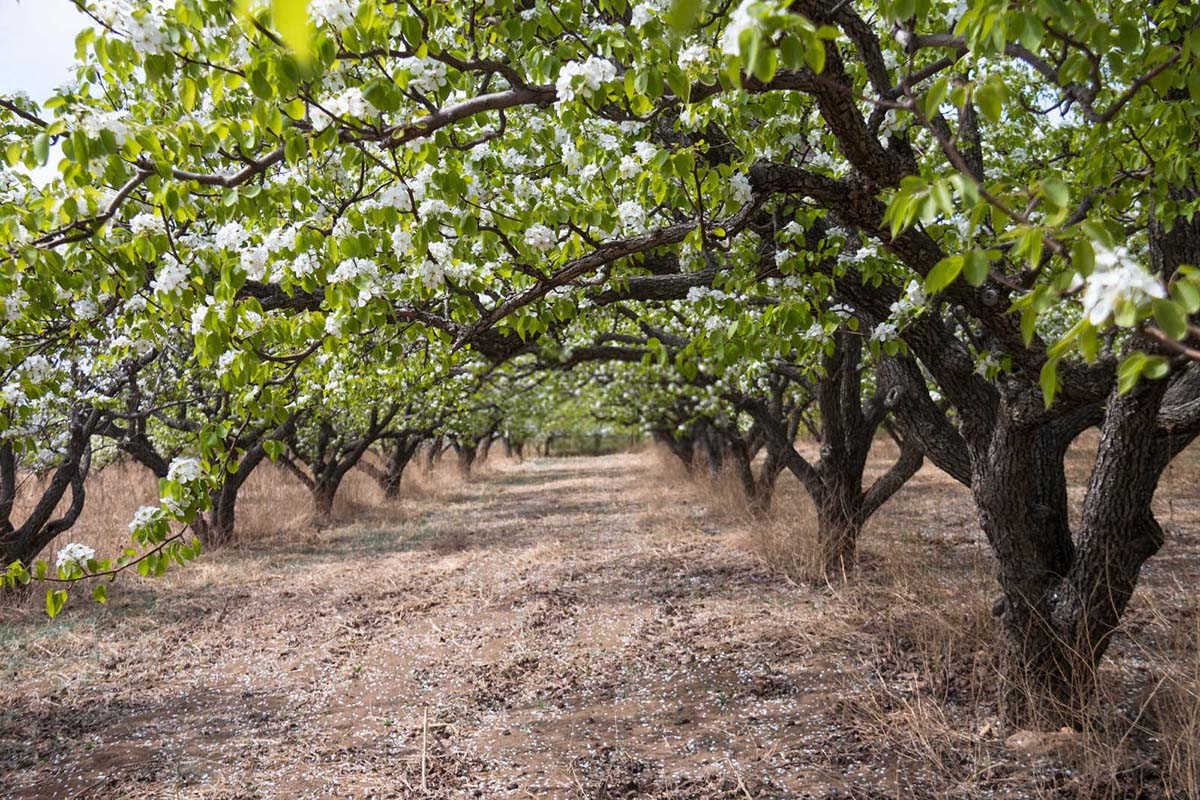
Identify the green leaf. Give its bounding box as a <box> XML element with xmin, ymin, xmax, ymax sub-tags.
<box><xmin>1020</xmin><ymin>306</ymin><xmax>1037</xmax><ymax>346</ymax></box>
<box><xmin>1153</xmin><ymin>298</ymin><xmax>1188</xmax><ymax>340</ymax></box>
<box><xmin>975</xmin><ymin>81</ymin><xmax>1003</xmax><ymax>123</ymax></box>
<box><xmin>924</xmin><ymin>255</ymin><xmax>963</xmax><ymax>294</ymax></box>
<box><xmin>1040</xmin><ymin>357</ymin><xmax>1059</xmax><ymax>408</ymax></box>
<box><xmin>46</xmin><ymin>589</ymin><xmax>67</xmax><ymax>619</ymax></box>
<box><xmin>752</xmin><ymin>43</ymin><xmax>778</xmax><ymax>84</ymax></box>
<box><xmin>924</xmin><ymin>75</ymin><xmax>950</xmax><ymax>117</ymax></box>
<box><xmin>666</xmin><ymin>0</ymin><xmax>701</xmax><ymax>31</ymax></box>
<box><xmin>931</xmin><ymin>180</ymin><xmax>953</xmax><ymax>216</ymax></box>
<box><xmin>963</xmin><ymin>249</ymin><xmax>988</xmax><ymax>286</ymax></box>
<box><xmin>1143</xmin><ymin>355</ymin><xmax>1170</xmax><ymax>380</ymax></box>
<box><xmin>92</xmin><ymin>584</ymin><xmax>108</xmax><ymax>604</ymax></box>
<box><xmin>1072</xmin><ymin>237</ymin><xmax>1095</xmax><ymax>276</ymax></box>
<box><xmin>803</xmin><ymin>35</ymin><xmax>826</xmax><ymax>74</ymax></box>
<box><xmin>1172</xmin><ymin>278</ymin><xmax>1200</xmax><ymax>314</ymax></box>
<box><xmin>249</xmin><ymin>64</ymin><xmax>274</xmax><ymax>99</ymax></box>
<box><xmin>1117</xmin><ymin>352</ymin><xmax>1148</xmax><ymax>394</ymax></box>
<box><xmin>31</xmin><ymin>132</ymin><xmax>49</xmax><ymax>165</ymax></box>
<box><xmin>665</xmin><ymin>69</ymin><xmax>691</xmax><ymax>103</ymax></box>
<box><xmin>273</xmin><ymin>0</ymin><xmax>312</xmax><ymax>63</ymax></box>
<box><xmin>180</xmin><ymin>78</ymin><xmax>197</xmax><ymax>112</ymax></box>
<box><xmin>1041</xmin><ymin>177</ymin><xmax>1069</xmax><ymax>209</ymax></box>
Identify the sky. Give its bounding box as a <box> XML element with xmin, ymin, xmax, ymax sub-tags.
<box><xmin>0</xmin><ymin>0</ymin><xmax>90</xmax><ymax>102</ymax></box>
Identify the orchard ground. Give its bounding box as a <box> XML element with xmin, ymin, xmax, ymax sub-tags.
<box><xmin>1</xmin><ymin>443</ymin><xmax>1199</xmax><ymax>799</ymax></box>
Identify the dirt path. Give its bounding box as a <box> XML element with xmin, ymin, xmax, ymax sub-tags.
<box><xmin>0</xmin><ymin>454</ymin><xmax>870</xmax><ymax>799</ymax></box>
<box><xmin>6</xmin><ymin>448</ymin><xmax>1197</xmax><ymax>798</ymax></box>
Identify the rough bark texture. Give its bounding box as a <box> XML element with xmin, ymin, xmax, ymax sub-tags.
<box><xmin>0</xmin><ymin>409</ymin><xmax>98</xmax><ymax>567</ymax></box>
<box><xmin>737</xmin><ymin>336</ymin><xmax>925</xmax><ymax>580</ymax></box>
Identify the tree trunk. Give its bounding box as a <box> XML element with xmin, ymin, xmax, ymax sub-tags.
<box><xmin>812</xmin><ymin>476</ymin><xmax>865</xmax><ymax>581</ymax></box>
<box><xmin>193</xmin><ymin>485</ymin><xmax>238</xmax><ymax>547</ymax></box>
<box><xmin>652</xmin><ymin>429</ymin><xmax>694</xmax><ymax>472</ymax></box>
<box><xmin>423</xmin><ymin>438</ymin><xmax>441</xmax><ymax>474</ymax></box>
<box><xmin>971</xmin><ymin>380</ymin><xmax>1178</xmax><ymax>726</ymax></box>
<box><xmin>455</xmin><ymin>443</ymin><xmax>476</xmax><ymax>478</ymax></box>
<box><xmin>312</xmin><ymin>479</ymin><xmax>338</xmax><ymax>528</ymax></box>
<box><xmin>699</xmin><ymin>426</ymin><xmax>725</xmax><ymax>477</ymax></box>
<box><xmin>727</xmin><ymin>438</ymin><xmax>776</xmax><ymax>516</ymax></box>
<box><xmin>189</xmin><ymin>427</ymin><xmax>283</xmax><ymax>547</ymax></box>
<box><xmin>380</xmin><ymin>440</ymin><xmax>418</xmax><ymax>499</ymax></box>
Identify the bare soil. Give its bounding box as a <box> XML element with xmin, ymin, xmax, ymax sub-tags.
<box><xmin>0</xmin><ymin>447</ymin><xmax>1197</xmax><ymax>799</ymax></box>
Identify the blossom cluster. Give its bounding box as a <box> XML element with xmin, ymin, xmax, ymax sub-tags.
<box><xmin>525</xmin><ymin>224</ymin><xmax>556</xmax><ymax>252</ymax></box>
<box><xmin>166</xmin><ymin>456</ymin><xmax>203</xmax><ymax>484</ymax></box>
<box><xmin>556</xmin><ymin>57</ymin><xmax>617</xmax><ymax>104</ymax></box>
<box><xmin>151</xmin><ymin>256</ymin><xmax>190</xmax><ymax>295</ymax></box>
<box><xmin>55</xmin><ymin>542</ymin><xmax>96</xmax><ymax>570</ymax></box>
<box><xmin>129</xmin><ymin>505</ymin><xmax>163</xmax><ymax>533</ymax></box>
<box><xmin>1080</xmin><ymin>244</ymin><xmax>1165</xmax><ymax>326</ymax></box>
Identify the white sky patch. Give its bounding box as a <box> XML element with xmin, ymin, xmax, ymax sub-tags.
<box><xmin>1</xmin><ymin>1</ymin><xmax>91</xmax><ymax>186</ymax></box>
<box><xmin>0</xmin><ymin>0</ymin><xmax>87</xmax><ymax>102</ymax></box>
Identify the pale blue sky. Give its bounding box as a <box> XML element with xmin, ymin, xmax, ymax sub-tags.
<box><xmin>0</xmin><ymin>1</ymin><xmax>90</xmax><ymax>103</ymax></box>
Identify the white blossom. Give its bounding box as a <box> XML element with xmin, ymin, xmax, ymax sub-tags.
<box><xmin>23</xmin><ymin>355</ymin><xmax>53</xmax><ymax>382</ymax></box>
<box><xmin>1081</xmin><ymin>245</ymin><xmax>1166</xmax><ymax>326</ymax></box>
<box><xmin>633</xmin><ymin>141</ymin><xmax>658</xmax><ymax>162</ymax></box>
<box><xmin>79</xmin><ymin>109</ymin><xmax>132</xmax><ymax>145</ymax></box>
<box><xmin>73</xmin><ymin>298</ymin><xmax>99</xmax><ymax>319</ymax></box>
<box><xmin>129</xmin><ymin>212</ymin><xmax>164</xmax><ymax>235</ymax></box>
<box><xmin>721</xmin><ymin>0</ymin><xmax>762</xmax><ymax>56</ymax></box>
<box><xmin>872</xmin><ymin>321</ymin><xmax>899</xmax><ymax>342</ymax></box>
<box><xmin>730</xmin><ymin>172</ymin><xmax>753</xmax><ymax>204</ymax></box>
<box><xmin>678</xmin><ymin>44</ymin><xmax>710</xmax><ymax>72</ymax></box>
<box><xmin>617</xmin><ymin>201</ymin><xmax>647</xmax><ymax>233</ymax></box>
<box><xmin>631</xmin><ymin>0</ymin><xmax>667</xmax><ymax>26</ymax></box>
<box><xmin>391</xmin><ymin>227</ymin><xmax>413</xmax><ymax>256</ymax></box>
<box><xmin>214</xmin><ymin>221</ymin><xmax>248</xmax><ymax>250</ymax></box>
<box><xmin>309</xmin><ymin>0</ymin><xmax>357</xmax><ymax>29</ymax></box>
<box><xmin>167</xmin><ymin>457</ymin><xmax>203</xmax><ymax>484</ymax></box>
<box><xmin>292</xmin><ymin>251</ymin><xmax>320</xmax><ymax>278</ymax></box>
<box><xmin>152</xmin><ymin>256</ymin><xmax>190</xmax><ymax>295</ymax></box>
<box><xmin>330</xmin><ymin>257</ymin><xmax>378</xmax><ymax>283</ymax></box>
<box><xmin>556</xmin><ymin>57</ymin><xmax>617</xmax><ymax>103</ymax></box>
<box><xmin>397</xmin><ymin>57</ymin><xmax>448</xmax><ymax>93</ymax></box>
<box><xmin>525</xmin><ymin>224</ymin><xmax>556</xmax><ymax>252</ymax></box>
<box><xmin>55</xmin><ymin>542</ymin><xmax>96</xmax><ymax>570</ymax></box>
<box><xmin>240</xmin><ymin>246</ymin><xmax>270</xmax><ymax>281</ymax></box>
<box><xmin>129</xmin><ymin>505</ymin><xmax>162</xmax><ymax>533</ymax></box>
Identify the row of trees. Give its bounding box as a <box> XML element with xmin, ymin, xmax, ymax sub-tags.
<box><xmin>2</xmin><ymin>0</ymin><xmax>1199</xmax><ymax>725</ymax></box>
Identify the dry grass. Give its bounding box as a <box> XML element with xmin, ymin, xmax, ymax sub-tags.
<box><xmin>0</xmin><ymin>439</ymin><xmax>1197</xmax><ymax>798</ymax></box>
<box><xmin>654</xmin><ymin>434</ymin><xmax>1200</xmax><ymax>799</ymax></box>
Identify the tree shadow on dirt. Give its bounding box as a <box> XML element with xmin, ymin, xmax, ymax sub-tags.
<box><xmin>0</xmin><ymin>685</ymin><xmax>293</xmax><ymax>799</ymax></box>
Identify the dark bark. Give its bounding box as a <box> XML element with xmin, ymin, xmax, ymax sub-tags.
<box><xmin>454</xmin><ymin>441</ymin><xmax>477</xmax><ymax>478</ymax></box>
<box><xmin>284</xmin><ymin>407</ymin><xmax>399</xmax><ymax>527</ymax></box>
<box><xmin>379</xmin><ymin>436</ymin><xmax>422</xmax><ymax>499</ymax></box>
<box><xmin>0</xmin><ymin>408</ymin><xmax>100</xmax><ymax>567</ymax></box>
<box><xmin>736</xmin><ymin>335</ymin><xmax>924</xmax><ymax>580</ymax></box>
<box><xmin>652</xmin><ymin>428</ymin><xmax>695</xmax><ymax>472</ymax></box>
<box><xmin>423</xmin><ymin>437</ymin><xmax>443</xmax><ymax>473</ymax></box>
<box><xmin>191</xmin><ymin>418</ymin><xmax>297</xmax><ymax>545</ymax></box>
